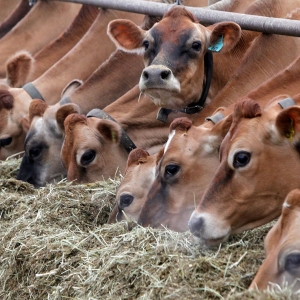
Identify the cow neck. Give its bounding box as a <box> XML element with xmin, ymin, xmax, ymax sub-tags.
<box><xmin>86</xmin><ymin>108</ymin><xmax>136</xmax><ymax>153</ymax></box>
<box><xmin>22</xmin><ymin>82</ymin><xmax>45</xmax><ymax>102</ymax></box>
<box><xmin>157</xmin><ymin>51</ymin><xmax>213</xmax><ymax>123</ymax></box>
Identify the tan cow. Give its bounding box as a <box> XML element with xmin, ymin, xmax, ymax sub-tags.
<box><xmin>0</xmin><ymin>0</ymin><xmax>32</xmax><ymax>39</ymax></box>
<box><xmin>6</xmin><ymin>4</ymin><xmax>99</xmax><ymax>87</ymax></box>
<box><xmin>0</xmin><ymin>1</ymin><xmax>81</xmax><ymax>77</ymax></box>
<box><xmin>108</xmin><ymin>6</ymin><xmax>241</xmax><ymax>110</ymax></box>
<box><xmin>137</xmin><ymin>112</ymin><xmax>232</xmax><ymax>232</ymax></box>
<box><xmin>108</xmin><ymin>148</ymin><xmax>164</xmax><ymax>223</ymax></box>
<box><xmin>249</xmin><ymin>189</ymin><xmax>300</xmax><ymax>293</ymax></box>
<box><xmin>189</xmin><ymin>94</ymin><xmax>300</xmax><ymax>248</ymax></box>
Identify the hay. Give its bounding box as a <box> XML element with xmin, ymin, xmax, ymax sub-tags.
<box><xmin>0</xmin><ymin>158</ymin><xmax>296</xmax><ymax>299</ymax></box>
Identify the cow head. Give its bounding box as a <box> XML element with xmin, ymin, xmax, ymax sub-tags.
<box><xmin>138</xmin><ymin>113</ymin><xmax>232</xmax><ymax>232</ymax></box>
<box><xmin>108</xmin><ymin>6</ymin><xmax>241</xmax><ymax>110</ymax></box>
<box><xmin>250</xmin><ymin>189</ymin><xmax>300</xmax><ymax>293</ymax></box>
<box><xmin>17</xmin><ymin>100</ymin><xmax>80</xmax><ymax>187</ymax></box>
<box><xmin>60</xmin><ymin>113</ymin><xmax>129</xmax><ymax>184</ymax></box>
<box><xmin>189</xmin><ymin>96</ymin><xmax>300</xmax><ymax>248</ymax></box>
<box><xmin>108</xmin><ymin>147</ymin><xmax>164</xmax><ymax>223</ymax></box>
<box><xmin>0</xmin><ymin>88</ymin><xmax>31</xmax><ymax>160</ymax></box>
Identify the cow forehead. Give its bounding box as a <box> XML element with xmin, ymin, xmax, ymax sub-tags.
<box><xmin>150</xmin><ymin>17</ymin><xmax>205</xmax><ymax>45</ymax></box>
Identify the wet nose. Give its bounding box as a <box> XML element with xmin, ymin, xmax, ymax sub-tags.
<box><xmin>188</xmin><ymin>212</ymin><xmax>205</xmax><ymax>238</ymax></box>
<box><xmin>141</xmin><ymin>66</ymin><xmax>172</xmax><ymax>84</ymax></box>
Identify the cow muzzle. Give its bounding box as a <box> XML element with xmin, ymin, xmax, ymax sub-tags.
<box><xmin>188</xmin><ymin>211</ymin><xmax>231</xmax><ymax>248</ymax></box>
<box><xmin>139</xmin><ymin>65</ymin><xmax>181</xmax><ymax>100</ymax></box>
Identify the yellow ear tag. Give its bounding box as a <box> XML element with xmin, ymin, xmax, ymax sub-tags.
<box><xmin>286</xmin><ymin>119</ymin><xmax>295</xmax><ymax>140</ymax></box>
<box><xmin>111</xmin><ymin>131</ymin><xmax>117</xmax><ymax>143</ymax></box>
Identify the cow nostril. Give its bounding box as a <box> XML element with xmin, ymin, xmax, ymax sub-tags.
<box><xmin>188</xmin><ymin>215</ymin><xmax>204</xmax><ymax>237</ymax></box>
<box><xmin>161</xmin><ymin>69</ymin><xmax>171</xmax><ymax>80</ymax></box>
<box><xmin>142</xmin><ymin>70</ymin><xmax>149</xmax><ymax>80</ymax></box>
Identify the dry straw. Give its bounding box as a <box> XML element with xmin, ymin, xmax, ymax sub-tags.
<box><xmin>0</xmin><ymin>158</ymin><xmax>296</xmax><ymax>299</ymax></box>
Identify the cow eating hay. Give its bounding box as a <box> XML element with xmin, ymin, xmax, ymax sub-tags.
<box><xmin>0</xmin><ymin>157</ymin><xmax>295</xmax><ymax>299</ymax></box>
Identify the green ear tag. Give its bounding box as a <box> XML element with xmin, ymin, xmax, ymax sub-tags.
<box><xmin>286</xmin><ymin>119</ymin><xmax>295</xmax><ymax>140</ymax></box>
<box><xmin>208</xmin><ymin>36</ymin><xmax>224</xmax><ymax>52</ymax></box>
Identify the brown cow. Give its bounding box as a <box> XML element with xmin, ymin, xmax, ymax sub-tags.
<box><xmin>249</xmin><ymin>189</ymin><xmax>300</xmax><ymax>293</ymax></box>
<box><xmin>108</xmin><ymin>148</ymin><xmax>164</xmax><ymax>223</ymax></box>
<box><xmin>0</xmin><ymin>1</ymin><xmax>81</xmax><ymax>77</ymax></box>
<box><xmin>188</xmin><ymin>94</ymin><xmax>300</xmax><ymax>248</ymax></box>
<box><xmin>6</xmin><ymin>4</ymin><xmax>99</xmax><ymax>87</ymax></box>
<box><xmin>137</xmin><ymin>112</ymin><xmax>232</xmax><ymax>232</ymax></box>
<box><xmin>0</xmin><ymin>0</ymin><xmax>32</xmax><ymax>39</ymax></box>
<box><xmin>108</xmin><ymin>6</ymin><xmax>241</xmax><ymax>110</ymax></box>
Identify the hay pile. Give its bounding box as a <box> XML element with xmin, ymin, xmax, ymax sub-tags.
<box><xmin>0</xmin><ymin>158</ymin><xmax>295</xmax><ymax>299</ymax></box>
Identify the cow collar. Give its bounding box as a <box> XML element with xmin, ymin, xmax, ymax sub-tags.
<box><xmin>86</xmin><ymin>108</ymin><xmax>136</xmax><ymax>154</ymax></box>
<box><xmin>22</xmin><ymin>82</ymin><xmax>45</xmax><ymax>102</ymax></box>
<box><xmin>156</xmin><ymin>51</ymin><xmax>213</xmax><ymax>123</ymax></box>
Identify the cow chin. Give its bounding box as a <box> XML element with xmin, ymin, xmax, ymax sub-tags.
<box><xmin>142</xmin><ymin>88</ymin><xmax>187</xmax><ymax>110</ymax></box>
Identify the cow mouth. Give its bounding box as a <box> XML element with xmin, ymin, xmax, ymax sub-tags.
<box><xmin>198</xmin><ymin>233</ymin><xmax>231</xmax><ymax>249</ymax></box>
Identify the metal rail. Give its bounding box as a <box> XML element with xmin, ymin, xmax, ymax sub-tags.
<box><xmin>53</xmin><ymin>0</ymin><xmax>300</xmax><ymax>37</ymax></box>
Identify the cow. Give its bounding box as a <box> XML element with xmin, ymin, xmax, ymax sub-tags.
<box><xmin>0</xmin><ymin>0</ymin><xmax>32</xmax><ymax>39</ymax></box>
<box><xmin>107</xmin><ymin>0</ymin><xmax>297</xmax><ymax>112</ymax></box>
<box><xmin>58</xmin><ymin>87</ymin><xmax>171</xmax><ymax>185</ymax></box>
<box><xmin>0</xmin><ymin>1</ymin><xmax>81</xmax><ymax>77</ymax></box>
<box><xmin>107</xmin><ymin>6</ymin><xmax>242</xmax><ymax>110</ymax></box>
<box><xmin>188</xmin><ymin>94</ymin><xmax>300</xmax><ymax>248</ymax></box>
<box><xmin>249</xmin><ymin>189</ymin><xmax>300</xmax><ymax>293</ymax></box>
<box><xmin>0</xmin><ymin>9</ymin><xmax>144</xmax><ymax>161</ymax></box>
<box><xmin>108</xmin><ymin>148</ymin><xmax>164</xmax><ymax>223</ymax></box>
<box><xmin>6</xmin><ymin>4</ymin><xmax>99</xmax><ymax>87</ymax></box>
<box><xmin>137</xmin><ymin>112</ymin><xmax>232</xmax><ymax>232</ymax></box>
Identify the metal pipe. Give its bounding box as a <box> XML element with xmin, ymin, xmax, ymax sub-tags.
<box><xmin>53</xmin><ymin>0</ymin><xmax>300</xmax><ymax>37</ymax></box>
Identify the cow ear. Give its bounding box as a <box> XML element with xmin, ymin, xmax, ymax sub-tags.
<box><xmin>20</xmin><ymin>117</ymin><xmax>30</xmax><ymax>132</ymax></box>
<box><xmin>6</xmin><ymin>51</ymin><xmax>33</xmax><ymax>87</ymax></box>
<box><xmin>61</xmin><ymin>79</ymin><xmax>83</xmax><ymax>98</ymax></box>
<box><xmin>28</xmin><ymin>99</ymin><xmax>48</xmax><ymax>123</ymax></box>
<box><xmin>97</xmin><ymin>119</ymin><xmax>122</xmax><ymax>143</ymax></box>
<box><xmin>107</xmin><ymin>19</ymin><xmax>146</xmax><ymax>53</ymax></box>
<box><xmin>276</xmin><ymin>106</ymin><xmax>300</xmax><ymax>142</ymax></box>
<box><xmin>56</xmin><ymin>103</ymin><xmax>81</xmax><ymax>133</ymax></box>
<box><xmin>207</xmin><ymin>21</ymin><xmax>241</xmax><ymax>53</ymax></box>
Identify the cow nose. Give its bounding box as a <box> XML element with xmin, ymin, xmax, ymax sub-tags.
<box><xmin>188</xmin><ymin>212</ymin><xmax>205</xmax><ymax>238</ymax></box>
<box><xmin>141</xmin><ymin>66</ymin><xmax>172</xmax><ymax>82</ymax></box>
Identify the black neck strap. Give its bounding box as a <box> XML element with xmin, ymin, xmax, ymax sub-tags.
<box><xmin>157</xmin><ymin>51</ymin><xmax>213</xmax><ymax>123</ymax></box>
<box><xmin>86</xmin><ymin>109</ymin><xmax>136</xmax><ymax>154</ymax></box>
<box><xmin>22</xmin><ymin>82</ymin><xmax>45</xmax><ymax>101</ymax></box>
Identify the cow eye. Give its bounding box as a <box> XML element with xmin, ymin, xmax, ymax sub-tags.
<box><xmin>80</xmin><ymin>149</ymin><xmax>96</xmax><ymax>166</ymax></box>
<box><xmin>0</xmin><ymin>137</ymin><xmax>12</xmax><ymax>147</ymax></box>
<box><xmin>29</xmin><ymin>146</ymin><xmax>43</xmax><ymax>160</ymax></box>
<box><xmin>165</xmin><ymin>164</ymin><xmax>180</xmax><ymax>179</ymax></box>
<box><xmin>191</xmin><ymin>41</ymin><xmax>201</xmax><ymax>51</ymax></box>
<box><xmin>233</xmin><ymin>151</ymin><xmax>251</xmax><ymax>168</ymax></box>
<box><xmin>284</xmin><ymin>253</ymin><xmax>300</xmax><ymax>272</ymax></box>
<box><xmin>119</xmin><ymin>194</ymin><xmax>134</xmax><ymax>209</ymax></box>
<box><xmin>142</xmin><ymin>40</ymin><xmax>149</xmax><ymax>50</ymax></box>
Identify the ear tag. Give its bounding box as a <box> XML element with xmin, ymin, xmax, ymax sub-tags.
<box><xmin>286</xmin><ymin>119</ymin><xmax>295</xmax><ymax>140</ymax></box>
<box><xmin>111</xmin><ymin>131</ymin><xmax>117</xmax><ymax>143</ymax></box>
<box><xmin>208</xmin><ymin>36</ymin><xmax>224</xmax><ymax>52</ymax></box>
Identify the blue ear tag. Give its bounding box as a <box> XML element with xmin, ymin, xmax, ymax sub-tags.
<box><xmin>208</xmin><ymin>36</ymin><xmax>224</xmax><ymax>52</ymax></box>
